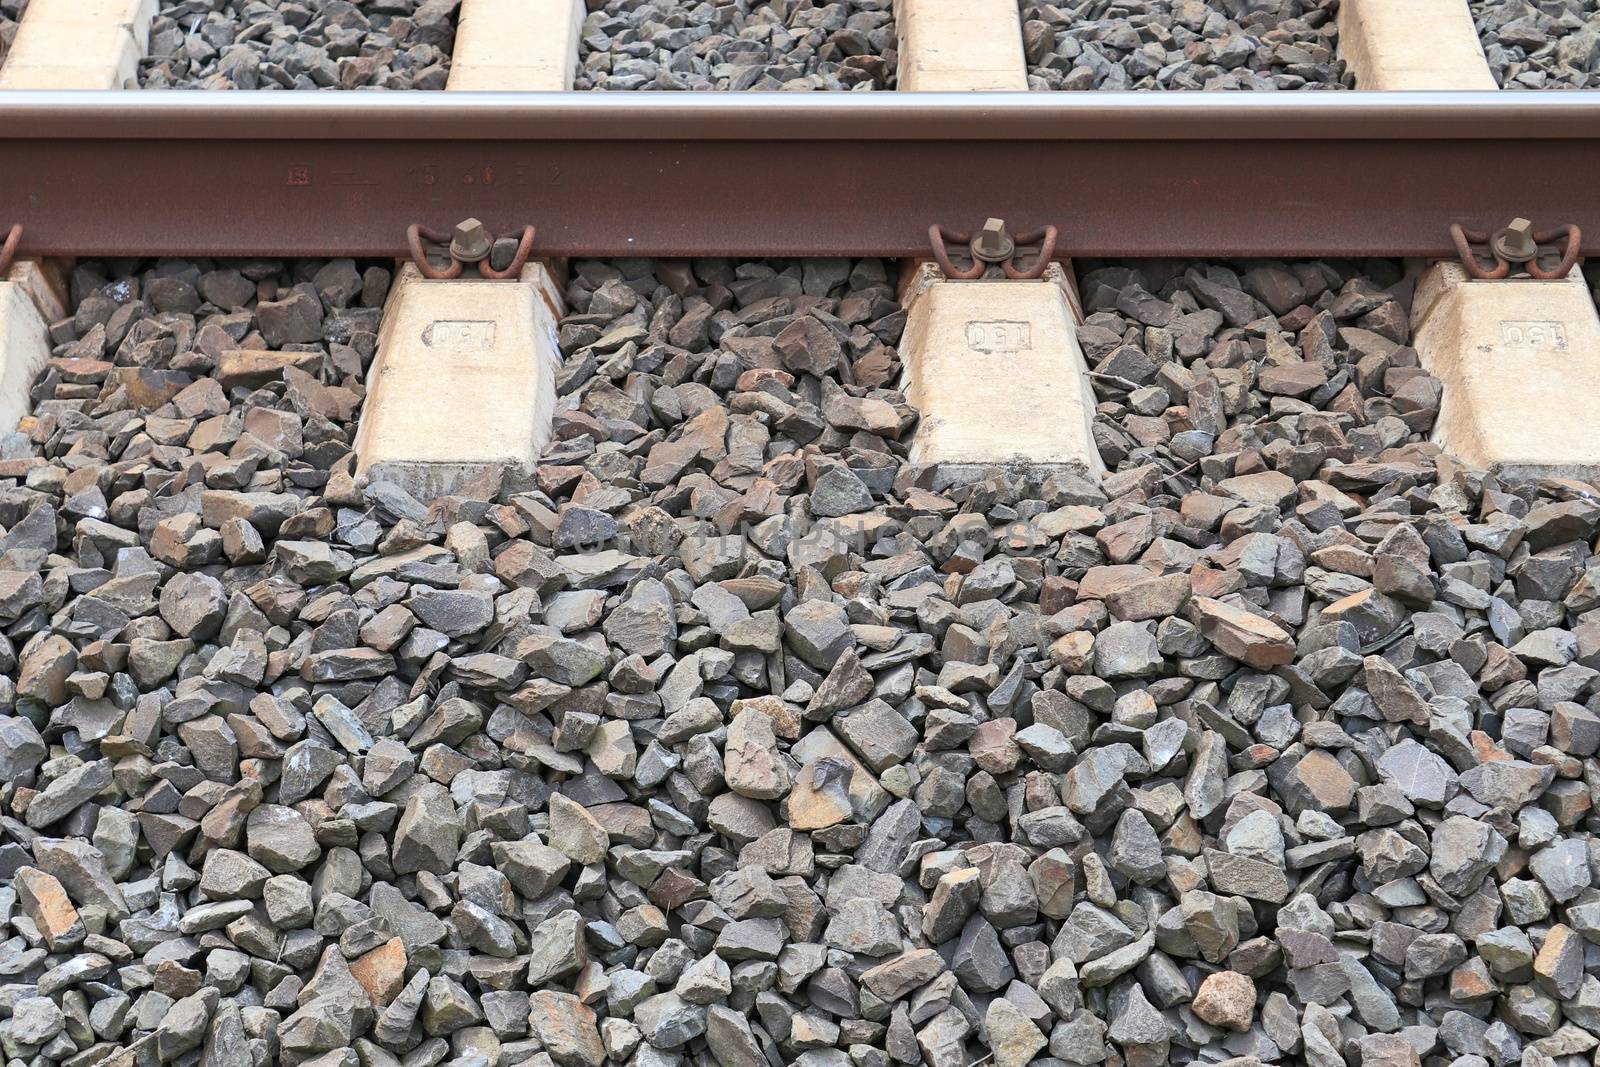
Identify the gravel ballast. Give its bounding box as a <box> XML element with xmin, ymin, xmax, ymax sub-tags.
<box><xmin>3</xmin><ymin>250</ymin><xmax>1600</xmax><ymax>1067</ymax></box>
<box><xmin>1022</xmin><ymin>0</ymin><xmax>1349</xmax><ymax>90</ymax></box>
<box><xmin>1472</xmin><ymin>0</ymin><xmax>1600</xmax><ymax>88</ymax></box>
<box><xmin>576</xmin><ymin>0</ymin><xmax>896</xmax><ymax>90</ymax></box>
<box><xmin>138</xmin><ymin>0</ymin><xmax>458</xmax><ymax>90</ymax></box>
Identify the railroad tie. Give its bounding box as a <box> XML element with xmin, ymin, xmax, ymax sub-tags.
<box><xmin>0</xmin><ymin>0</ymin><xmax>156</xmax><ymax>90</ymax></box>
<box><xmin>447</xmin><ymin>0</ymin><xmax>585</xmax><ymax>93</ymax></box>
<box><xmin>355</xmin><ymin>0</ymin><xmax>586</xmax><ymax>501</ymax></box>
<box><xmin>353</xmin><ymin>263</ymin><xmax>565</xmax><ymax>501</ymax></box>
<box><xmin>1336</xmin><ymin>0</ymin><xmax>1498</xmax><ymax>91</ymax></box>
<box><xmin>1341</xmin><ymin>0</ymin><xmax>1600</xmax><ymax>479</ymax></box>
<box><xmin>895</xmin><ymin>5</ymin><xmax>1101</xmax><ymax>490</ymax></box>
<box><xmin>0</xmin><ymin>261</ymin><xmax>63</xmax><ymax>436</ymax></box>
<box><xmin>900</xmin><ymin>261</ymin><xmax>1105</xmax><ymax>491</ymax></box>
<box><xmin>895</xmin><ymin>0</ymin><xmax>1028</xmax><ymax>92</ymax></box>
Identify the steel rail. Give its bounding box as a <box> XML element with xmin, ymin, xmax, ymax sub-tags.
<box><xmin>0</xmin><ymin>91</ymin><xmax>1596</xmax><ymax>259</ymax></box>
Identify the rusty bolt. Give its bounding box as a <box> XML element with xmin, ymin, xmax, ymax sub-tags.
<box><xmin>1491</xmin><ymin>217</ymin><xmax>1539</xmax><ymax>264</ymax></box>
<box><xmin>450</xmin><ymin>218</ymin><xmax>493</xmax><ymax>263</ymax></box>
<box><xmin>970</xmin><ymin>218</ymin><xmax>1015</xmax><ymax>264</ymax></box>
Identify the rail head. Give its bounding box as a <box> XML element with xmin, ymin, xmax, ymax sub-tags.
<box><xmin>0</xmin><ymin>89</ymin><xmax>1596</xmax><ymax>140</ymax></box>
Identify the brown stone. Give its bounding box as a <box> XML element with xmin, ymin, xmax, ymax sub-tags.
<box><xmin>1216</xmin><ymin>470</ymin><xmax>1297</xmax><ymax>509</ymax></box>
<box><xmin>1049</xmin><ymin>631</ymin><xmax>1095</xmax><ymax>673</ymax></box>
<box><xmin>1448</xmin><ymin>959</ymin><xmax>1497</xmax><ymax>1002</ymax></box>
<box><xmin>15</xmin><ymin>867</ymin><xmax>85</xmax><ymax>950</ymax></box>
<box><xmin>18</xmin><ymin>634</ymin><xmax>77</xmax><ymax>707</ymax></box>
<box><xmin>1105</xmin><ymin>572</ymin><xmax>1193</xmax><ymax>622</ymax></box>
<box><xmin>1077</xmin><ymin>565</ymin><xmax>1153</xmax><ymax>602</ymax></box>
<box><xmin>969</xmin><ymin>718</ymin><xmax>1020</xmax><ymax>775</ymax></box>
<box><xmin>547</xmin><ymin>793</ymin><xmax>608</xmax><ymax>866</ymax></box>
<box><xmin>1470</xmin><ymin>731</ymin><xmax>1513</xmax><ymax>763</ymax></box>
<box><xmin>217</xmin><ymin>349</ymin><xmax>324</xmax><ymax>391</ymax></box>
<box><xmin>861</xmin><ymin>948</ymin><xmax>946</xmax><ymax>1001</ymax></box>
<box><xmin>1191</xmin><ymin>598</ymin><xmax>1294</xmax><ymax>669</ymax></box>
<box><xmin>107</xmin><ymin>367</ymin><xmax>192</xmax><ymax>409</ymax></box>
<box><xmin>1257</xmin><ymin>362</ymin><xmax>1329</xmax><ymax>398</ymax></box>
<box><xmin>1191</xmin><ymin>970</ymin><xmax>1256</xmax><ymax>1031</ymax></box>
<box><xmin>1029</xmin><ymin>850</ymin><xmax>1076</xmax><ymax>919</ymax></box>
<box><xmin>527</xmin><ymin>990</ymin><xmax>605</xmax><ymax>1067</ymax></box>
<box><xmin>349</xmin><ymin>937</ymin><xmax>407</xmax><ymax>1006</ymax></box>
<box><xmin>1534</xmin><ymin>923</ymin><xmax>1585</xmax><ymax>1000</ymax></box>
<box><xmin>1289</xmin><ymin>751</ymin><xmax>1358</xmax><ymax>812</ymax></box>
<box><xmin>731</xmin><ymin>695</ymin><xmax>801</xmax><ymax>741</ymax></box>
<box><xmin>648</xmin><ymin>868</ymin><xmax>708</xmax><ymax>912</ymax></box>
<box><xmin>723</xmin><ymin>708</ymin><xmax>790</xmax><ymax>801</ymax></box>
<box><xmin>1190</xmin><ymin>563</ymin><xmax>1246</xmax><ymax>600</ymax></box>
<box><xmin>787</xmin><ymin>757</ymin><xmax>856</xmax><ymax>831</ymax></box>
<box><xmin>1359</xmin><ymin>1033</ymin><xmax>1422</xmax><ymax>1067</ymax></box>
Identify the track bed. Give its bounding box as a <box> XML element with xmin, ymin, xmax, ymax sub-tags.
<box><xmin>0</xmin><ymin>4</ymin><xmax>1596</xmax><ymax>1067</ymax></box>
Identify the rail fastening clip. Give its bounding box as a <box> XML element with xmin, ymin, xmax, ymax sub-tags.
<box><xmin>1449</xmin><ymin>218</ymin><xmax>1581</xmax><ymax>281</ymax></box>
<box><xmin>928</xmin><ymin>219</ymin><xmax>1057</xmax><ymax>281</ymax></box>
<box><xmin>407</xmin><ymin>218</ymin><xmax>537</xmax><ymax>280</ymax></box>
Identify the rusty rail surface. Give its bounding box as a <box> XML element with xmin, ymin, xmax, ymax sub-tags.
<box><xmin>0</xmin><ymin>91</ymin><xmax>1596</xmax><ymax>259</ymax></box>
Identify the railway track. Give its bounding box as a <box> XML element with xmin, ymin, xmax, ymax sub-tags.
<box><xmin>0</xmin><ymin>3</ymin><xmax>1597</xmax><ymax>1067</ymax></box>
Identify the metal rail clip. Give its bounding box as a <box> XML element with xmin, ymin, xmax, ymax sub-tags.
<box><xmin>1449</xmin><ymin>218</ymin><xmax>1581</xmax><ymax>281</ymax></box>
<box><xmin>928</xmin><ymin>218</ymin><xmax>1057</xmax><ymax>280</ymax></box>
<box><xmin>0</xmin><ymin>225</ymin><xmax>21</xmax><ymax>277</ymax></box>
<box><xmin>406</xmin><ymin>218</ymin><xmax>536</xmax><ymax>280</ymax></box>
